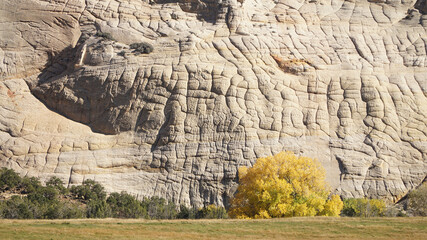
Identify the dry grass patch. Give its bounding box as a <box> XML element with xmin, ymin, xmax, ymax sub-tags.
<box><xmin>0</xmin><ymin>217</ymin><xmax>426</xmax><ymax>240</ymax></box>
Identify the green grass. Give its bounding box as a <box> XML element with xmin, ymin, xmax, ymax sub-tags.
<box><xmin>0</xmin><ymin>217</ymin><xmax>426</xmax><ymax>240</ymax></box>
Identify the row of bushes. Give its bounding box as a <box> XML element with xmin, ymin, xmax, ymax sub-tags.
<box><xmin>341</xmin><ymin>183</ymin><xmax>427</xmax><ymax>217</ymax></box>
<box><xmin>0</xmin><ymin>168</ymin><xmax>226</xmax><ymax>219</ymax></box>
<box><xmin>343</xmin><ymin>198</ymin><xmax>390</xmax><ymax>217</ymax></box>
<box><xmin>0</xmin><ymin>168</ymin><xmax>425</xmax><ymax>219</ymax></box>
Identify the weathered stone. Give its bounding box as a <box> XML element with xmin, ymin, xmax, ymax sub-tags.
<box><xmin>0</xmin><ymin>0</ymin><xmax>426</xmax><ymax>207</ymax></box>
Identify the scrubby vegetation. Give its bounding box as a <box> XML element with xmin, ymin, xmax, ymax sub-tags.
<box><xmin>0</xmin><ymin>168</ymin><xmax>21</xmax><ymax>190</ymax></box>
<box><xmin>129</xmin><ymin>42</ymin><xmax>153</xmax><ymax>54</ymax></box>
<box><xmin>341</xmin><ymin>198</ymin><xmax>386</xmax><ymax>217</ymax></box>
<box><xmin>0</xmin><ymin>169</ymin><xmax>85</xmax><ymax>219</ymax></box>
<box><xmin>95</xmin><ymin>32</ymin><xmax>115</xmax><ymax>41</ymax></box>
<box><xmin>0</xmin><ymin>166</ymin><xmax>423</xmax><ymax>220</ymax></box>
<box><xmin>0</xmin><ymin>168</ymin><xmax>226</xmax><ymax>219</ymax></box>
<box><xmin>107</xmin><ymin>192</ymin><xmax>146</xmax><ymax>218</ymax></box>
<box><xmin>229</xmin><ymin>151</ymin><xmax>343</xmax><ymax>219</ymax></box>
<box><xmin>177</xmin><ymin>204</ymin><xmax>228</xmax><ymax>219</ymax></box>
<box><xmin>406</xmin><ymin>182</ymin><xmax>427</xmax><ymax>216</ymax></box>
<box><xmin>340</xmin><ymin>183</ymin><xmax>427</xmax><ymax>217</ymax></box>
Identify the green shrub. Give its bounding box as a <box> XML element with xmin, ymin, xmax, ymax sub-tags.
<box><xmin>196</xmin><ymin>204</ymin><xmax>228</xmax><ymax>219</ymax></box>
<box><xmin>20</xmin><ymin>176</ymin><xmax>42</xmax><ymax>194</ymax></box>
<box><xmin>46</xmin><ymin>176</ymin><xmax>67</xmax><ymax>194</ymax></box>
<box><xmin>384</xmin><ymin>205</ymin><xmax>407</xmax><ymax>217</ymax></box>
<box><xmin>58</xmin><ymin>202</ymin><xmax>86</xmax><ymax>219</ymax></box>
<box><xmin>70</xmin><ymin>179</ymin><xmax>106</xmax><ymax>202</ymax></box>
<box><xmin>0</xmin><ymin>168</ymin><xmax>22</xmax><ymax>190</ymax></box>
<box><xmin>95</xmin><ymin>32</ymin><xmax>115</xmax><ymax>41</ymax></box>
<box><xmin>42</xmin><ymin>203</ymin><xmax>63</xmax><ymax>219</ymax></box>
<box><xmin>27</xmin><ymin>186</ymin><xmax>58</xmax><ymax>204</ymax></box>
<box><xmin>41</xmin><ymin>201</ymin><xmax>86</xmax><ymax>219</ymax></box>
<box><xmin>1</xmin><ymin>196</ymin><xmax>36</xmax><ymax>219</ymax></box>
<box><xmin>142</xmin><ymin>196</ymin><xmax>177</xmax><ymax>219</ymax></box>
<box><xmin>407</xmin><ymin>183</ymin><xmax>427</xmax><ymax>216</ymax></box>
<box><xmin>107</xmin><ymin>192</ymin><xmax>146</xmax><ymax>218</ymax></box>
<box><xmin>177</xmin><ymin>205</ymin><xmax>198</xmax><ymax>219</ymax></box>
<box><xmin>0</xmin><ymin>173</ymin><xmax>230</xmax><ymax>220</ymax></box>
<box><xmin>2</xmin><ymin>198</ymin><xmax>86</xmax><ymax>219</ymax></box>
<box><xmin>129</xmin><ymin>42</ymin><xmax>153</xmax><ymax>54</ymax></box>
<box><xmin>86</xmin><ymin>199</ymin><xmax>111</xmax><ymax>218</ymax></box>
<box><xmin>342</xmin><ymin>198</ymin><xmax>386</xmax><ymax>217</ymax></box>
<box><xmin>118</xmin><ymin>50</ymin><xmax>126</xmax><ymax>56</ymax></box>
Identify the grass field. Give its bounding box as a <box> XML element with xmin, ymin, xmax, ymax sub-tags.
<box><xmin>0</xmin><ymin>217</ymin><xmax>426</xmax><ymax>240</ymax></box>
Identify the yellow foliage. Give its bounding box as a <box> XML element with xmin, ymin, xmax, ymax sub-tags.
<box><xmin>229</xmin><ymin>151</ymin><xmax>343</xmax><ymax>219</ymax></box>
<box><xmin>322</xmin><ymin>195</ymin><xmax>344</xmax><ymax>216</ymax></box>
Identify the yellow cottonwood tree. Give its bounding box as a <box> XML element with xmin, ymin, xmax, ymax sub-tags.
<box><xmin>229</xmin><ymin>151</ymin><xmax>343</xmax><ymax>219</ymax></box>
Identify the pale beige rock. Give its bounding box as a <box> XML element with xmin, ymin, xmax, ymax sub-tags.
<box><xmin>0</xmin><ymin>0</ymin><xmax>426</xmax><ymax>207</ymax></box>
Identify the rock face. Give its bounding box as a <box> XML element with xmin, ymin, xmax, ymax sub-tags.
<box><xmin>0</xmin><ymin>0</ymin><xmax>426</xmax><ymax>207</ymax></box>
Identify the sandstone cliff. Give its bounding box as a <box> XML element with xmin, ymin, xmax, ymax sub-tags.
<box><xmin>0</xmin><ymin>0</ymin><xmax>426</xmax><ymax>207</ymax></box>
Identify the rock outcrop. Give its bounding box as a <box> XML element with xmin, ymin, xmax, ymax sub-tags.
<box><xmin>0</xmin><ymin>0</ymin><xmax>426</xmax><ymax>207</ymax></box>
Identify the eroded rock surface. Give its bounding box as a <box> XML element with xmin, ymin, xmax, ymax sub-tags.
<box><xmin>1</xmin><ymin>0</ymin><xmax>426</xmax><ymax>206</ymax></box>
